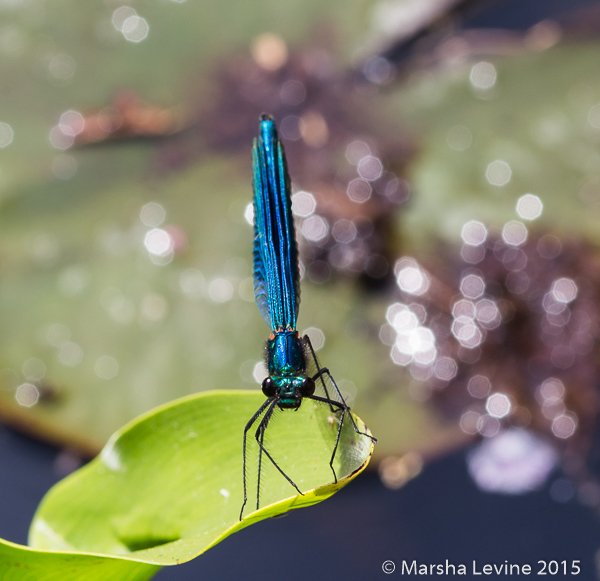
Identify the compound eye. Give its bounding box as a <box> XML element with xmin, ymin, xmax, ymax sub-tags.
<box><xmin>262</xmin><ymin>377</ymin><xmax>276</xmax><ymax>398</ymax></box>
<box><xmin>299</xmin><ymin>377</ymin><xmax>315</xmax><ymax>397</ymax></box>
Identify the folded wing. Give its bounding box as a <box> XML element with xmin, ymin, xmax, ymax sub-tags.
<box><xmin>252</xmin><ymin>117</ymin><xmax>300</xmax><ymax>331</ymax></box>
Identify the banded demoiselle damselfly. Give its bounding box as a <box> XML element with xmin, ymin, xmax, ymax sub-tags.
<box><xmin>240</xmin><ymin>114</ymin><xmax>376</xmax><ymax>519</ymax></box>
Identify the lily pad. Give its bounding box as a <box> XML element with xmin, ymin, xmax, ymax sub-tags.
<box><xmin>0</xmin><ymin>149</ymin><xmax>448</xmax><ymax>458</ymax></box>
<box><xmin>390</xmin><ymin>43</ymin><xmax>600</xmax><ymax>250</ymax></box>
<box><xmin>0</xmin><ymin>390</ymin><xmax>373</xmax><ymax>579</ymax></box>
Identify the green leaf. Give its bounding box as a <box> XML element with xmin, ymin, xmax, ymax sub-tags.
<box><xmin>389</xmin><ymin>43</ymin><xmax>600</xmax><ymax>250</ymax></box>
<box><xmin>0</xmin><ymin>390</ymin><xmax>373</xmax><ymax>578</ymax></box>
<box><xmin>0</xmin><ymin>540</ymin><xmax>160</xmax><ymax>581</ymax></box>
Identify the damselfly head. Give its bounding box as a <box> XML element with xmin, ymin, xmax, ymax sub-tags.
<box><xmin>261</xmin><ymin>374</ymin><xmax>315</xmax><ymax>409</ymax></box>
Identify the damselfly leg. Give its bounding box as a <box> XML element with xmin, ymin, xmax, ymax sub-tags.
<box><xmin>303</xmin><ymin>335</ymin><xmax>377</xmax><ymax>483</ymax></box>
<box><xmin>256</xmin><ymin>415</ymin><xmax>265</xmax><ymax>510</ymax></box>
<box><xmin>241</xmin><ymin>399</ymin><xmax>270</xmax><ymax>520</ymax></box>
<box><xmin>255</xmin><ymin>400</ymin><xmax>303</xmax><ymax>504</ymax></box>
<box><xmin>240</xmin><ymin>399</ymin><xmax>303</xmax><ymax>520</ymax></box>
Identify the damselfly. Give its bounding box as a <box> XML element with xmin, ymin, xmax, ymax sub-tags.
<box><xmin>240</xmin><ymin>114</ymin><xmax>375</xmax><ymax>519</ymax></box>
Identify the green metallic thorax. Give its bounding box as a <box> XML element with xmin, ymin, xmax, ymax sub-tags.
<box><xmin>266</xmin><ymin>330</ymin><xmax>307</xmax><ymax>409</ymax></box>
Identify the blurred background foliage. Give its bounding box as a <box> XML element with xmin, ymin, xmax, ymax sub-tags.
<box><xmin>0</xmin><ymin>0</ymin><xmax>449</xmax><ymax>456</ymax></box>
<box><xmin>3</xmin><ymin>0</ymin><xmax>600</xmax><ymax>523</ymax></box>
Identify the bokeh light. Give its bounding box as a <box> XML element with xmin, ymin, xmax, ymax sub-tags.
<box><xmin>179</xmin><ymin>269</ymin><xmax>204</xmax><ymax>298</ymax></box>
<box><xmin>516</xmin><ymin>194</ymin><xmax>543</xmax><ymax>221</ymax></box>
<box><xmin>470</xmin><ymin>61</ymin><xmax>497</xmax><ymax>90</ymax></box>
<box><xmin>502</xmin><ymin>221</ymin><xmax>528</xmax><ymax>246</ymax></box>
<box><xmin>461</xmin><ymin>221</ymin><xmax>488</xmax><ymax>246</ymax></box>
<box><xmin>357</xmin><ymin>156</ymin><xmax>383</xmax><ymax>181</ymax></box>
<box><xmin>59</xmin><ymin>110</ymin><xmax>85</xmax><ymax>136</ymax></box>
<box><xmin>22</xmin><ymin>358</ymin><xmax>45</xmax><ymax>381</ymax></box>
<box><xmin>486</xmin><ymin>160</ymin><xmax>512</xmax><ymax>186</ymax></box>
<box><xmin>301</xmin><ymin>327</ymin><xmax>325</xmax><ymax>351</ymax></box>
<box><xmin>301</xmin><ymin>215</ymin><xmax>328</xmax><ymax>242</ymax></box>
<box><xmin>446</xmin><ymin>125</ymin><xmax>472</xmax><ymax>151</ymax></box>
<box><xmin>140</xmin><ymin>202</ymin><xmax>166</xmax><ymax>227</ymax></box>
<box><xmin>48</xmin><ymin>54</ymin><xmax>76</xmax><ymax>81</ymax></box>
<box><xmin>346</xmin><ymin>178</ymin><xmax>372</xmax><ymax>203</ymax></box>
<box><xmin>251</xmin><ymin>33</ymin><xmax>288</xmax><ymax>71</ymax></box>
<box><xmin>122</xmin><ymin>15</ymin><xmax>149</xmax><ymax>43</ymax></box>
<box><xmin>379</xmin><ymin>453</ymin><xmax>423</xmax><ymax>490</ymax></box>
<box><xmin>208</xmin><ymin>279</ymin><xmax>234</xmax><ymax>303</ymax></box>
<box><xmin>15</xmin><ymin>383</ymin><xmax>39</xmax><ymax>407</ymax></box>
<box><xmin>291</xmin><ymin>191</ymin><xmax>316</xmax><ymax>217</ymax></box>
<box><xmin>95</xmin><ymin>356</ymin><xmax>119</xmax><ymax>380</ymax></box>
<box><xmin>466</xmin><ymin>377</ymin><xmax>489</xmax><ymax>399</ymax></box>
<box><xmin>552</xmin><ymin>414</ymin><xmax>577</xmax><ymax>439</ymax></box>
<box><xmin>144</xmin><ymin>228</ymin><xmax>174</xmax><ymax>257</ymax></box>
<box><xmin>551</xmin><ymin>277</ymin><xmax>577</xmax><ymax>303</ymax></box>
<box><xmin>0</xmin><ymin>122</ymin><xmax>14</xmax><ymax>148</ymax></box>
<box><xmin>460</xmin><ymin>274</ymin><xmax>485</xmax><ymax>299</ymax></box>
<box><xmin>486</xmin><ymin>393</ymin><xmax>511</xmax><ymax>418</ymax></box>
<box><xmin>395</xmin><ymin>258</ymin><xmax>429</xmax><ymax>296</ymax></box>
<box><xmin>467</xmin><ymin>429</ymin><xmax>558</xmax><ymax>494</ymax></box>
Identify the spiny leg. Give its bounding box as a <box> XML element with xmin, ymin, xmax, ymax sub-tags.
<box><xmin>308</xmin><ymin>394</ymin><xmax>345</xmax><ymax>483</ymax></box>
<box><xmin>308</xmin><ymin>376</ymin><xmax>377</xmax><ymax>485</ymax></box>
<box><xmin>240</xmin><ymin>398</ymin><xmax>271</xmax><ymax>520</ymax></box>
<box><xmin>254</xmin><ymin>401</ymin><xmax>304</xmax><ymax>499</ymax></box>
<box><xmin>303</xmin><ymin>335</ymin><xmax>335</xmax><ymax>411</ymax></box>
<box><xmin>312</xmin><ymin>366</ymin><xmax>375</xmax><ymax>442</ymax></box>
<box><xmin>255</xmin><ymin>400</ymin><xmax>277</xmax><ymax>510</ymax></box>
<box><xmin>305</xmin><ymin>334</ymin><xmax>358</xmax><ymax>474</ymax></box>
<box><xmin>306</xmin><ymin>337</ymin><xmax>375</xmax><ymax>439</ymax></box>
<box><xmin>256</xmin><ymin>416</ymin><xmax>267</xmax><ymax>511</ymax></box>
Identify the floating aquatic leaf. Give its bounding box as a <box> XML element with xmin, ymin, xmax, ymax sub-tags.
<box><xmin>0</xmin><ymin>391</ymin><xmax>375</xmax><ymax>579</ymax></box>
